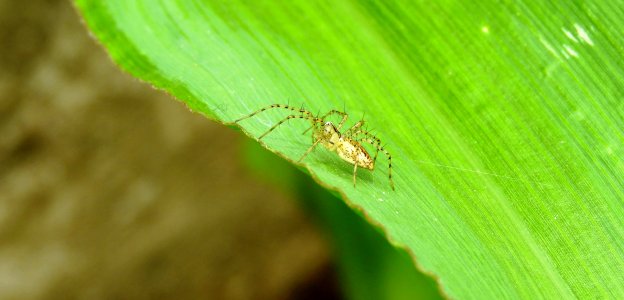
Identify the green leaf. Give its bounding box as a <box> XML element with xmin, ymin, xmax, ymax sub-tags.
<box><xmin>242</xmin><ymin>139</ymin><xmax>443</xmax><ymax>300</ymax></box>
<box><xmin>75</xmin><ymin>0</ymin><xmax>624</xmax><ymax>298</ymax></box>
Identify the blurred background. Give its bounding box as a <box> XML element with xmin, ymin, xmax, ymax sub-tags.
<box><xmin>0</xmin><ymin>0</ymin><xmax>441</xmax><ymax>299</ymax></box>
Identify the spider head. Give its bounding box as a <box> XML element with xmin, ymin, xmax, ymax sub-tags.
<box><xmin>323</xmin><ymin>122</ymin><xmax>339</xmax><ymax>136</ymax></box>
<box><xmin>318</xmin><ymin>121</ymin><xmax>341</xmax><ymax>148</ymax></box>
<box><xmin>323</xmin><ymin>122</ymin><xmax>333</xmax><ymax>132</ymax></box>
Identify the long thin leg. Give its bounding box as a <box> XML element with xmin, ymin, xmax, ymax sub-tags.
<box><xmin>333</xmin><ymin>110</ymin><xmax>349</xmax><ymax>130</ymax></box>
<box><xmin>303</xmin><ymin>110</ymin><xmax>349</xmax><ymax>134</ymax></box>
<box><xmin>235</xmin><ymin>104</ymin><xmax>312</xmax><ymax>123</ymax></box>
<box><xmin>258</xmin><ymin>115</ymin><xmax>321</xmax><ymax>140</ymax></box>
<box><xmin>298</xmin><ymin>139</ymin><xmax>322</xmax><ymax>162</ymax></box>
<box><xmin>359</xmin><ymin>137</ymin><xmax>394</xmax><ymax>191</ymax></box>
<box><xmin>342</xmin><ymin>120</ymin><xmax>365</xmax><ymax>136</ymax></box>
<box><xmin>353</xmin><ymin>164</ymin><xmax>358</xmax><ymax>187</ymax></box>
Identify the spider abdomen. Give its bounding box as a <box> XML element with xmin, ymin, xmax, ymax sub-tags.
<box><xmin>336</xmin><ymin>138</ymin><xmax>374</xmax><ymax>170</ymax></box>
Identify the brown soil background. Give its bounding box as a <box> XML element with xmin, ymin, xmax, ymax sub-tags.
<box><xmin>0</xmin><ymin>0</ymin><xmax>332</xmax><ymax>299</ymax></box>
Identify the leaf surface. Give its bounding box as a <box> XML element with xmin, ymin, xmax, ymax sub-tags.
<box><xmin>75</xmin><ymin>1</ymin><xmax>624</xmax><ymax>298</ymax></box>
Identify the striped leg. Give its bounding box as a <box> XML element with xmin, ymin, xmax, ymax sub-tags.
<box><xmin>343</xmin><ymin>120</ymin><xmax>366</xmax><ymax>137</ymax></box>
<box><xmin>358</xmin><ymin>136</ymin><xmax>394</xmax><ymax>191</ymax></box>
<box><xmin>303</xmin><ymin>110</ymin><xmax>349</xmax><ymax>134</ymax></box>
<box><xmin>258</xmin><ymin>115</ymin><xmax>321</xmax><ymax>140</ymax></box>
<box><xmin>234</xmin><ymin>104</ymin><xmax>313</xmax><ymax>123</ymax></box>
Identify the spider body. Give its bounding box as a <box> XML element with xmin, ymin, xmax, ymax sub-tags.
<box><xmin>318</xmin><ymin>122</ymin><xmax>374</xmax><ymax>170</ymax></box>
<box><xmin>234</xmin><ymin>104</ymin><xmax>394</xmax><ymax>190</ymax></box>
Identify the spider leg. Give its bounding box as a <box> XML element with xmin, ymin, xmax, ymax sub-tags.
<box><xmin>235</xmin><ymin>104</ymin><xmax>313</xmax><ymax>123</ymax></box>
<box><xmin>302</xmin><ymin>125</ymin><xmax>316</xmax><ymax>135</ymax></box>
<box><xmin>335</xmin><ymin>111</ymin><xmax>349</xmax><ymax>130</ymax></box>
<box><xmin>298</xmin><ymin>139</ymin><xmax>322</xmax><ymax>162</ymax></box>
<box><xmin>343</xmin><ymin>120</ymin><xmax>365</xmax><ymax>136</ymax></box>
<box><xmin>258</xmin><ymin>115</ymin><xmax>320</xmax><ymax>140</ymax></box>
<box><xmin>353</xmin><ymin>163</ymin><xmax>358</xmax><ymax>187</ymax></box>
<box><xmin>358</xmin><ymin>135</ymin><xmax>394</xmax><ymax>191</ymax></box>
<box><xmin>302</xmin><ymin>109</ymin><xmax>348</xmax><ymax>134</ymax></box>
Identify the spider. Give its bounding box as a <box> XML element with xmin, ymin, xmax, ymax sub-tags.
<box><xmin>234</xmin><ymin>104</ymin><xmax>394</xmax><ymax>191</ymax></box>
